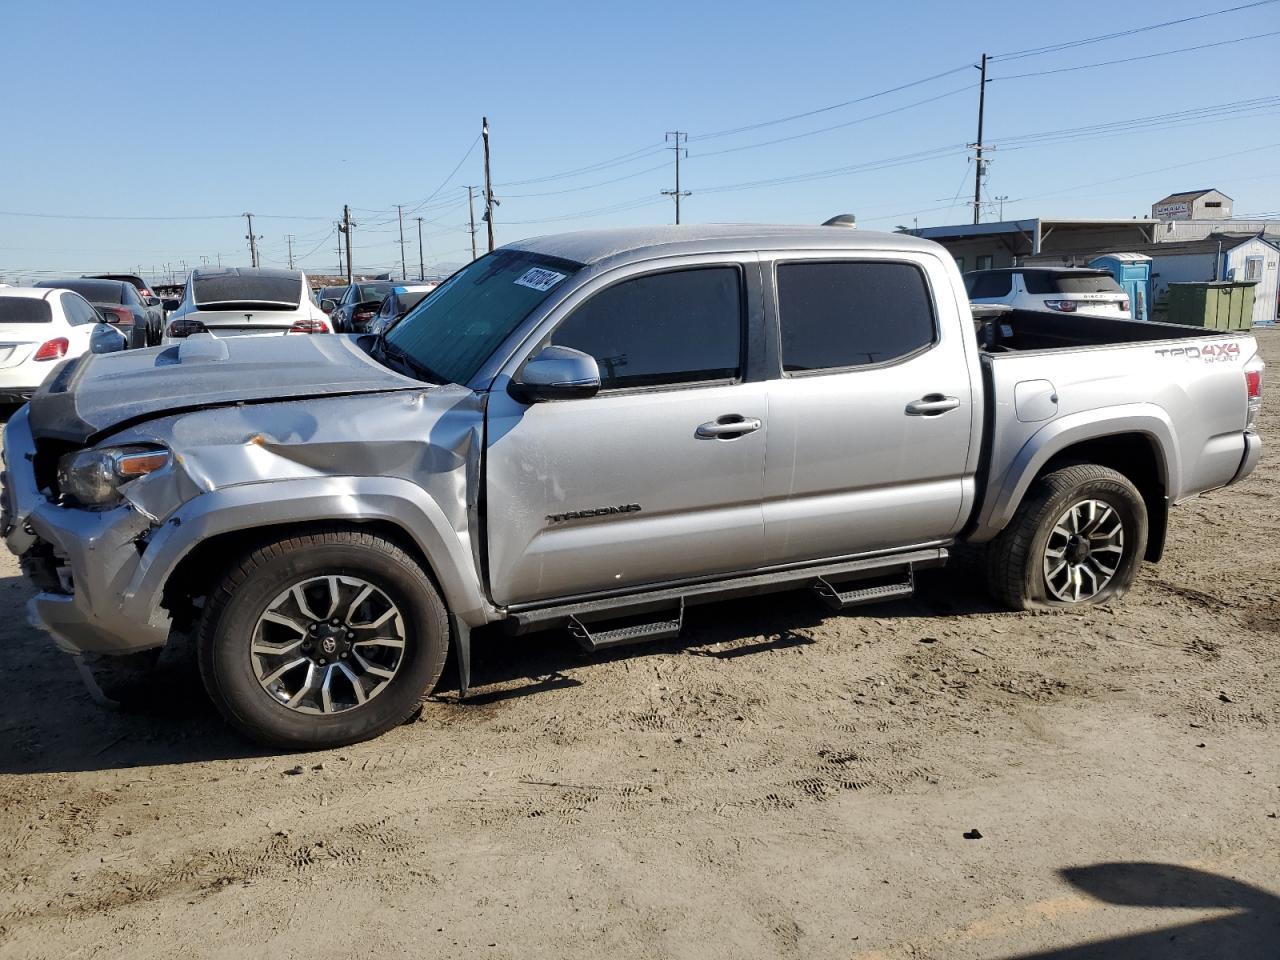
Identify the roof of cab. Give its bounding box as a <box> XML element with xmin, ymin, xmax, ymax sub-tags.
<box><xmin>508</xmin><ymin>224</ymin><xmax>941</xmax><ymax>268</ymax></box>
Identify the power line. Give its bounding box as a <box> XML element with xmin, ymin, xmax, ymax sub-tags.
<box><xmin>693</xmin><ymin>85</ymin><xmax>973</xmax><ymax>159</ymax></box>
<box><xmin>689</xmin><ymin>63</ymin><xmax>974</xmax><ymax>141</ymax></box>
<box><xmin>501</xmin><ymin>161</ymin><xmax>671</xmax><ymax>199</ymax></box>
<box><xmin>993</xmin><ymin>28</ymin><xmax>1280</xmax><ymax>79</ymax></box>
<box><xmin>495</xmin><ymin>143</ymin><xmax>666</xmax><ymax>187</ymax></box>
<box><xmin>991</xmin><ymin>0</ymin><xmax>1279</xmax><ymax>61</ymax></box>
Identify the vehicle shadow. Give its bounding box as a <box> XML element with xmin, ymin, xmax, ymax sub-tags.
<box><xmin>0</xmin><ymin>559</ymin><xmax>1012</xmax><ymax>773</ymax></box>
<box><xmin>1004</xmin><ymin>862</ymin><xmax>1280</xmax><ymax>959</ymax></box>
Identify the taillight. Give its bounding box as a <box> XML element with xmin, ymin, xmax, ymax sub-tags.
<box><xmin>106</xmin><ymin>307</ymin><xmax>134</xmax><ymax>326</ymax></box>
<box><xmin>34</xmin><ymin>337</ymin><xmax>69</xmax><ymax>361</ymax></box>
<box><xmin>1043</xmin><ymin>299</ymin><xmax>1078</xmax><ymax>313</ymax></box>
<box><xmin>1246</xmin><ymin>369</ymin><xmax>1262</xmax><ymax>400</ymax></box>
<box><xmin>166</xmin><ymin>318</ymin><xmax>208</xmax><ymax>338</ymax></box>
<box><xmin>1119</xmin><ymin>297</ymin><xmax>1130</xmax><ymax>313</ymax></box>
<box><xmin>288</xmin><ymin>319</ymin><xmax>330</xmax><ymax>334</ymax></box>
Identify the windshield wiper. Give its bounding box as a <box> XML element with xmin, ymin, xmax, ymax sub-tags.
<box><xmin>375</xmin><ymin>337</ymin><xmax>444</xmax><ymax>385</ymax></box>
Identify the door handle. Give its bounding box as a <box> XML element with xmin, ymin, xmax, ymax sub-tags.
<box><xmin>905</xmin><ymin>394</ymin><xmax>960</xmax><ymax>416</ymax></box>
<box><xmin>696</xmin><ymin>415</ymin><xmax>762</xmax><ymax>439</ymax></box>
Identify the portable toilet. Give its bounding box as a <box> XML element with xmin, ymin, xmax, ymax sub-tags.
<box><xmin>1089</xmin><ymin>252</ymin><xmax>1152</xmax><ymax>321</ymax></box>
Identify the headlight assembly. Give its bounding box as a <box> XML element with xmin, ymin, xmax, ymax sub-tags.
<box><xmin>56</xmin><ymin>445</ymin><xmax>170</xmax><ymax>507</ymax></box>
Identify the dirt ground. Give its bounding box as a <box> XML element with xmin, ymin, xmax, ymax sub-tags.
<box><xmin>0</xmin><ymin>332</ymin><xmax>1277</xmax><ymax>960</ymax></box>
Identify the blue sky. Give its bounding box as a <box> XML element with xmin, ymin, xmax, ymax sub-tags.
<box><xmin>2</xmin><ymin>0</ymin><xmax>1277</xmax><ymax>282</ymax></box>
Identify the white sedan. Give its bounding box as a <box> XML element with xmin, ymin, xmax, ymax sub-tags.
<box><xmin>0</xmin><ymin>287</ymin><xmax>127</xmax><ymax>403</ymax></box>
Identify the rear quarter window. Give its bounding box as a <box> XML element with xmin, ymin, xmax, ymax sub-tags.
<box><xmin>965</xmin><ymin>272</ymin><xmax>1014</xmax><ymax>298</ymax></box>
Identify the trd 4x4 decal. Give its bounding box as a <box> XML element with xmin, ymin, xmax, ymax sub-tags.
<box><xmin>1154</xmin><ymin>342</ymin><xmax>1241</xmax><ymax>363</ymax></box>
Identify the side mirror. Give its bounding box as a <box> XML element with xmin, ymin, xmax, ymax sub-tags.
<box><xmin>144</xmin><ymin>295</ymin><xmax>162</xmax><ymax>307</ymax></box>
<box><xmin>510</xmin><ymin>345</ymin><xmax>601</xmax><ymax>403</ymax></box>
<box><xmin>320</xmin><ymin>299</ymin><xmax>337</xmax><ymax>314</ymax></box>
<box><xmin>89</xmin><ymin>322</ymin><xmax>128</xmax><ymax>354</ymax></box>
<box><xmin>162</xmin><ymin>298</ymin><xmax>181</xmax><ymax>311</ymax></box>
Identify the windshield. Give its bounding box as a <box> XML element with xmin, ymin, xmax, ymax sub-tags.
<box><xmin>384</xmin><ymin>249</ymin><xmax>581</xmax><ymax>386</ymax></box>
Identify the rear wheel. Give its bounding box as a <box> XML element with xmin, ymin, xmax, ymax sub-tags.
<box><xmin>198</xmin><ymin>529</ymin><xmax>448</xmax><ymax>749</ymax></box>
<box><xmin>986</xmin><ymin>464</ymin><xmax>1147</xmax><ymax>610</ymax></box>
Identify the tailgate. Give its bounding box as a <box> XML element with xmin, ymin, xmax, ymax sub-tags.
<box><xmin>191</xmin><ymin>308</ymin><xmax>296</xmax><ymax>336</ymax></box>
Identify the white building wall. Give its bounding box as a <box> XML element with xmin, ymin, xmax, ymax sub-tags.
<box><xmin>1225</xmin><ymin>238</ymin><xmax>1279</xmax><ymax>326</ymax></box>
<box><xmin>1155</xmin><ymin>220</ymin><xmax>1280</xmax><ymax>242</ymax></box>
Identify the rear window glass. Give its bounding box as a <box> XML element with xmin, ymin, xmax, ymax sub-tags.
<box><xmin>1023</xmin><ymin>271</ymin><xmax>1122</xmax><ymax>295</ymax></box>
<box><xmin>193</xmin><ymin>273</ymin><xmax>300</xmax><ymax>306</ymax></box>
<box><xmin>35</xmin><ymin>279</ymin><xmax>124</xmax><ymax>303</ymax></box>
<box><xmin>965</xmin><ymin>272</ymin><xmax>1014</xmax><ymax>298</ymax></box>
<box><xmin>356</xmin><ymin>282</ymin><xmax>397</xmax><ymax>302</ymax></box>
<box><xmin>0</xmin><ymin>298</ymin><xmax>53</xmax><ymax>323</ymax></box>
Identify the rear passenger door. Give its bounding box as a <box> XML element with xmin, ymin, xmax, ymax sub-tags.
<box><xmin>485</xmin><ymin>259</ymin><xmax>768</xmax><ymax>606</ymax></box>
<box><xmin>761</xmin><ymin>255</ymin><xmax>976</xmax><ymax>565</ymax></box>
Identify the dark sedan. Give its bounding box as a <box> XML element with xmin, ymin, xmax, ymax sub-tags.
<box><xmin>329</xmin><ymin>280</ymin><xmax>406</xmax><ymax>333</ymax></box>
<box><xmin>86</xmin><ymin>274</ymin><xmax>166</xmax><ymax>344</ymax></box>
<box><xmin>34</xmin><ymin>278</ymin><xmax>150</xmax><ymax>348</ymax></box>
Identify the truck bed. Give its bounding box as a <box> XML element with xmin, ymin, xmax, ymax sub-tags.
<box><xmin>977</xmin><ymin>308</ymin><xmax>1232</xmax><ymax>353</ymax></box>
<box><xmin>970</xmin><ymin>309</ymin><xmax>1259</xmax><ymax>542</ymax></box>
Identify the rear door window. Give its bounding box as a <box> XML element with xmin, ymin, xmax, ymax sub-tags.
<box><xmin>60</xmin><ymin>293</ymin><xmax>98</xmax><ymax>325</ymax></box>
<box><xmin>0</xmin><ymin>298</ymin><xmax>52</xmax><ymax>323</ymax></box>
<box><xmin>776</xmin><ymin>261</ymin><xmax>937</xmax><ymax>372</ymax></box>
<box><xmin>550</xmin><ymin>266</ymin><xmax>743</xmax><ymax>391</ymax></box>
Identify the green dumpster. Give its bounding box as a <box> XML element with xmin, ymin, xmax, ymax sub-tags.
<box><xmin>1164</xmin><ymin>281</ymin><xmax>1257</xmax><ymax>330</ymax></box>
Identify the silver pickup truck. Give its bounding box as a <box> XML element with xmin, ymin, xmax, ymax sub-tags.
<box><xmin>2</xmin><ymin>225</ymin><xmax>1265</xmax><ymax>748</ymax></box>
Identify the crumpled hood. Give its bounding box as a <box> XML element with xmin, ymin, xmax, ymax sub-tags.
<box><xmin>27</xmin><ymin>333</ymin><xmax>419</xmax><ymax>444</ymax></box>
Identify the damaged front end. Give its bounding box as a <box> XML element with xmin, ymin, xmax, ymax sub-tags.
<box><xmin>4</xmin><ymin>382</ymin><xmax>492</xmax><ymax>665</ymax></box>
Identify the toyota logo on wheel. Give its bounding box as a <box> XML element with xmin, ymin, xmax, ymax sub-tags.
<box><xmin>321</xmin><ymin>637</ymin><xmax>337</xmax><ymax>654</ymax></box>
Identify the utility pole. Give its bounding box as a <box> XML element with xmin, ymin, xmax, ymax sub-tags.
<box><xmin>971</xmin><ymin>54</ymin><xmax>989</xmax><ymax>225</ymax></box>
<box><xmin>243</xmin><ymin>212</ymin><xmax>260</xmax><ymax>267</ymax></box>
<box><xmin>481</xmin><ymin>117</ymin><xmax>498</xmax><ymax>252</ymax></box>
<box><xmin>414</xmin><ymin>217</ymin><xmax>426</xmax><ymax>280</ymax></box>
<box><xmin>662</xmin><ymin>131</ymin><xmax>691</xmax><ymax>224</ymax></box>
<box><xmin>396</xmin><ymin>204</ymin><xmax>407</xmax><ymax>279</ymax></box>
<box><xmin>465</xmin><ymin>186</ymin><xmax>479</xmax><ymax>261</ymax></box>
<box><xmin>995</xmin><ymin>195</ymin><xmax>1009</xmax><ymax>220</ymax></box>
<box><xmin>336</xmin><ymin>221</ymin><xmax>345</xmax><ymax>274</ymax></box>
<box><xmin>340</xmin><ymin>205</ymin><xmax>354</xmax><ymax>284</ymax></box>
<box><xmin>285</xmin><ymin>234</ymin><xmax>296</xmax><ymax>269</ymax></box>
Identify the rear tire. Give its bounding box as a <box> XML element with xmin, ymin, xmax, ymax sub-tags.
<box><xmin>198</xmin><ymin>528</ymin><xmax>448</xmax><ymax>749</ymax></box>
<box><xmin>986</xmin><ymin>464</ymin><xmax>1147</xmax><ymax>611</ymax></box>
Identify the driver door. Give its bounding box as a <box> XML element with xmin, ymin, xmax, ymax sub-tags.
<box><xmin>484</xmin><ymin>259</ymin><xmax>768</xmax><ymax>606</ymax></box>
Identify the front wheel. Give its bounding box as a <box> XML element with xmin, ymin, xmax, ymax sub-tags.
<box><xmin>198</xmin><ymin>529</ymin><xmax>449</xmax><ymax>749</ymax></box>
<box><xmin>986</xmin><ymin>464</ymin><xmax>1148</xmax><ymax>610</ymax></box>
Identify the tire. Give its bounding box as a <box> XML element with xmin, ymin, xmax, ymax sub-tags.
<box><xmin>198</xmin><ymin>528</ymin><xmax>449</xmax><ymax>749</ymax></box>
<box><xmin>986</xmin><ymin>464</ymin><xmax>1148</xmax><ymax>611</ymax></box>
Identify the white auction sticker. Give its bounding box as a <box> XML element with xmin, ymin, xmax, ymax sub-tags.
<box><xmin>514</xmin><ymin>267</ymin><xmax>566</xmax><ymax>292</ymax></box>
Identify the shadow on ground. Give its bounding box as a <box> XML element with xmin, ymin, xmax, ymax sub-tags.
<box><xmin>1007</xmin><ymin>863</ymin><xmax>1280</xmax><ymax>959</ymax></box>
<box><xmin>0</xmin><ymin>554</ymin><xmax>1011</xmax><ymax>774</ymax></box>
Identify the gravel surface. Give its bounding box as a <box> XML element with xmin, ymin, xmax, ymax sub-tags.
<box><xmin>1</xmin><ymin>331</ymin><xmax>1277</xmax><ymax>959</ymax></box>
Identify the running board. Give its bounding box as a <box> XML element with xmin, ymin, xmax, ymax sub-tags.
<box><xmin>505</xmin><ymin>547</ymin><xmax>947</xmax><ymax>636</ymax></box>
<box><xmin>812</xmin><ymin>570</ymin><xmax>914</xmax><ymax>611</ymax></box>
<box><xmin>568</xmin><ymin>599</ymin><xmax>685</xmax><ymax>652</ymax></box>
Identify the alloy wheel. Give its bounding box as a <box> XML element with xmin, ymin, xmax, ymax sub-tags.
<box><xmin>250</xmin><ymin>575</ymin><xmax>406</xmax><ymax>714</ymax></box>
<box><xmin>1042</xmin><ymin>499</ymin><xmax>1125</xmax><ymax>603</ymax></box>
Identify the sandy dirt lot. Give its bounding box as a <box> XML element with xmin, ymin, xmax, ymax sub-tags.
<box><xmin>0</xmin><ymin>332</ymin><xmax>1277</xmax><ymax>959</ymax></box>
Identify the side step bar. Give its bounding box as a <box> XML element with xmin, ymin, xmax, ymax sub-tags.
<box><xmin>812</xmin><ymin>570</ymin><xmax>914</xmax><ymax>611</ymax></box>
<box><xmin>569</xmin><ymin>599</ymin><xmax>685</xmax><ymax>652</ymax></box>
<box><xmin>506</xmin><ymin>547</ymin><xmax>946</xmax><ymax>637</ymax></box>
